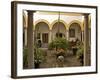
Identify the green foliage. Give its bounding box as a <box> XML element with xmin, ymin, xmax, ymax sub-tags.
<box><xmin>76</xmin><ymin>43</ymin><xmax>84</xmax><ymax>59</ymax></box>
<box><xmin>48</xmin><ymin>37</ymin><xmax>68</xmax><ymax>50</ymax></box>
<box><xmin>48</xmin><ymin>41</ymin><xmax>55</xmax><ymax>50</ymax></box>
<box><xmin>23</xmin><ymin>46</ymin><xmax>45</xmax><ymax>68</ymax></box>
<box><xmin>23</xmin><ymin>47</ymin><xmax>28</xmax><ymax>68</ymax></box>
<box><xmin>34</xmin><ymin>48</ymin><xmax>45</xmax><ymax>63</ymax></box>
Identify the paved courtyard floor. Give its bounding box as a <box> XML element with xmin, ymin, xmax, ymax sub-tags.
<box><xmin>39</xmin><ymin>49</ymin><xmax>90</xmax><ymax>68</ymax></box>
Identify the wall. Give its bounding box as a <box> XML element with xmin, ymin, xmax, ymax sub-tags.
<box><xmin>0</xmin><ymin>0</ymin><xmax>99</xmax><ymax>80</ymax></box>
<box><xmin>34</xmin><ymin>13</ymin><xmax>82</xmax><ymax>25</ymax></box>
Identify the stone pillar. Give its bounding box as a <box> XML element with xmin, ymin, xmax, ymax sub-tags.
<box><xmin>82</xmin><ymin>31</ymin><xmax>84</xmax><ymax>42</ymax></box>
<box><xmin>24</xmin><ymin>28</ymin><xmax>27</xmax><ymax>46</ymax></box>
<box><xmin>84</xmin><ymin>14</ymin><xmax>89</xmax><ymax>66</ymax></box>
<box><xmin>27</xmin><ymin>11</ymin><xmax>34</xmax><ymax>69</ymax></box>
<box><xmin>49</xmin><ymin>30</ymin><xmax>52</xmax><ymax>43</ymax></box>
<box><xmin>89</xmin><ymin>28</ymin><xmax>91</xmax><ymax>46</ymax></box>
<box><xmin>66</xmin><ymin>30</ymin><xmax>69</xmax><ymax>40</ymax></box>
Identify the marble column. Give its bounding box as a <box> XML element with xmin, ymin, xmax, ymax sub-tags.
<box><xmin>66</xmin><ymin>30</ymin><xmax>69</xmax><ymax>40</ymax></box>
<box><xmin>84</xmin><ymin>14</ymin><xmax>89</xmax><ymax>66</ymax></box>
<box><xmin>82</xmin><ymin>31</ymin><xmax>84</xmax><ymax>42</ymax></box>
<box><xmin>27</xmin><ymin>11</ymin><xmax>34</xmax><ymax>69</ymax></box>
<box><xmin>89</xmin><ymin>28</ymin><xmax>91</xmax><ymax>46</ymax></box>
<box><xmin>24</xmin><ymin>28</ymin><xmax>27</xmax><ymax>46</ymax></box>
<box><xmin>49</xmin><ymin>30</ymin><xmax>52</xmax><ymax>43</ymax></box>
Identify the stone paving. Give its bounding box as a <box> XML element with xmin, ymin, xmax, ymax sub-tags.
<box><xmin>39</xmin><ymin>49</ymin><xmax>90</xmax><ymax>68</ymax></box>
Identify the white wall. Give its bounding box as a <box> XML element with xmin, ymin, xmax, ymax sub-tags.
<box><xmin>34</xmin><ymin>13</ymin><xmax>82</xmax><ymax>25</ymax></box>
<box><xmin>0</xmin><ymin>0</ymin><xmax>99</xmax><ymax>80</ymax></box>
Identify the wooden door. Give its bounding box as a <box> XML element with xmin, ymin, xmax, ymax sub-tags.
<box><xmin>42</xmin><ymin>33</ymin><xmax>48</xmax><ymax>43</ymax></box>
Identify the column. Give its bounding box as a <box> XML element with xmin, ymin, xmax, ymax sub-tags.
<box><xmin>84</xmin><ymin>14</ymin><xmax>89</xmax><ymax>66</ymax></box>
<box><xmin>82</xmin><ymin>31</ymin><xmax>84</xmax><ymax>42</ymax></box>
<box><xmin>27</xmin><ymin>11</ymin><xmax>34</xmax><ymax>69</ymax></box>
<box><xmin>33</xmin><ymin>30</ymin><xmax>35</xmax><ymax>45</ymax></box>
<box><xmin>66</xmin><ymin>30</ymin><xmax>69</xmax><ymax>40</ymax></box>
<box><xmin>24</xmin><ymin>28</ymin><xmax>27</xmax><ymax>46</ymax></box>
<box><xmin>89</xmin><ymin>28</ymin><xmax>91</xmax><ymax>46</ymax></box>
<box><xmin>49</xmin><ymin>30</ymin><xmax>52</xmax><ymax>43</ymax></box>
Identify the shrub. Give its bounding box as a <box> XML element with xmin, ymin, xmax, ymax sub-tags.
<box><xmin>34</xmin><ymin>48</ymin><xmax>45</xmax><ymax>64</ymax></box>
<box><xmin>76</xmin><ymin>43</ymin><xmax>84</xmax><ymax>59</ymax></box>
<box><xmin>77</xmin><ymin>48</ymin><xmax>83</xmax><ymax>59</ymax></box>
<box><xmin>48</xmin><ymin>37</ymin><xmax>68</xmax><ymax>50</ymax></box>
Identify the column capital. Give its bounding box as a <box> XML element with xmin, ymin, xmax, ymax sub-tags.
<box><xmin>83</xmin><ymin>13</ymin><xmax>90</xmax><ymax>16</ymax></box>
<box><xmin>49</xmin><ymin>29</ymin><xmax>52</xmax><ymax>31</ymax></box>
<box><xmin>82</xmin><ymin>30</ymin><xmax>84</xmax><ymax>32</ymax></box>
<box><xmin>66</xmin><ymin>29</ymin><xmax>69</xmax><ymax>31</ymax></box>
<box><xmin>27</xmin><ymin>10</ymin><xmax>36</xmax><ymax>13</ymax></box>
<box><xmin>24</xmin><ymin>26</ymin><xmax>27</xmax><ymax>29</ymax></box>
<box><xmin>83</xmin><ymin>14</ymin><xmax>90</xmax><ymax>19</ymax></box>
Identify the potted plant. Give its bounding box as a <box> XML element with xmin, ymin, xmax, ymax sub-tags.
<box><xmin>76</xmin><ymin>43</ymin><xmax>84</xmax><ymax>66</ymax></box>
<box><xmin>34</xmin><ymin>48</ymin><xmax>45</xmax><ymax>68</ymax></box>
<box><xmin>48</xmin><ymin>37</ymin><xmax>68</xmax><ymax>58</ymax></box>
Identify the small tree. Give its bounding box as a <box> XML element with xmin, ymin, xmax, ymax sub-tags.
<box><xmin>48</xmin><ymin>37</ymin><xmax>68</xmax><ymax>50</ymax></box>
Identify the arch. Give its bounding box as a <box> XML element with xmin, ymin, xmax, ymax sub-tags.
<box><xmin>68</xmin><ymin>20</ymin><xmax>83</xmax><ymax>31</ymax></box>
<box><xmin>51</xmin><ymin>20</ymin><xmax>67</xmax><ymax>39</ymax></box>
<box><xmin>51</xmin><ymin>20</ymin><xmax>68</xmax><ymax>30</ymax></box>
<box><xmin>69</xmin><ymin>21</ymin><xmax>82</xmax><ymax>41</ymax></box>
<box><xmin>35</xmin><ymin>21</ymin><xmax>50</xmax><ymax>47</ymax></box>
<box><xmin>35</xmin><ymin>19</ymin><xmax>50</xmax><ymax>30</ymax></box>
<box><xmin>35</xmin><ymin>21</ymin><xmax>50</xmax><ymax>32</ymax></box>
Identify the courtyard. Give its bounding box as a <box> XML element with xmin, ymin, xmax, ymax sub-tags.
<box><xmin>23</xmin><ymin>10</ymin><xmax>91</xmax><ymax>69</ymax></box>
